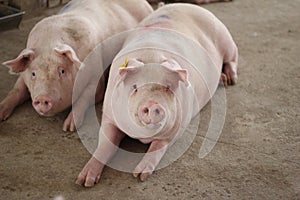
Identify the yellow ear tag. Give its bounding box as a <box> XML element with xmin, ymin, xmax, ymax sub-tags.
<box><xmin>119</xmin><ymin>58</ymin><xmax>129</xmax><ymax>69</ymax></box>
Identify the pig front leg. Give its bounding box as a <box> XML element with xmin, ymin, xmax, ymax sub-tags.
<box><xmin>0</xmin><ymin>76</ymin><xmax>30</xmax><ymax>121</ymax></box>
<box><xmin>196</xmin><ymin>0</ymin><xmax>233</xmax><ymax>4</ymax></box>
<box><xmin>63</xmin><ymin>80</ymin><xmax>105</xmax><ymax>132</ymax></box>
<box><xmin>133</xmin><ymin>140</ymin><xmax>169</xmax><ymax>181</ymax></box>
<box><xmin>76</xmin><ymin>115</ymin><xmax>125</xmax><ymax>187</ymax></box>
<box><xmin>149</xmin><ymin>0</ymin><xmax>233</xmax><ymax>4</ymax></box>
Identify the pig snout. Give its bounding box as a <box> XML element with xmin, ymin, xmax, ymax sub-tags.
<box><xmin>138</xmin><ymin>101</ymin><xmax>166</xmax><ymax>125</ymax></box>
<box><xmin>32</xmin><ymin>95</ymin><xmax>54</xmax><ymax>115</ymax></box>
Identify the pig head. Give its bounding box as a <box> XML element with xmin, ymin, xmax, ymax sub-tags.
<box><xmin>111</xmin><ymin>57</ymin><xmax>194</xmax><ymax>143</ymax></box>
<box><xmin>3</xmin><ymin>44</ymin><xmax>81</xmax><ymax>116</ymax></box>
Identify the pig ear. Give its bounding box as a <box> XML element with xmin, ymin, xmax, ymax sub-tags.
<box><xmin>161</xmin><ymin>59</ymin><xmax>190</xmax><ymax>87</ymax></box>
<box><xmin>2</xmin><ymin>49</ymin><xmax>35</xmax><ymax>74</ymax></box>
<box><xmin>119</xmin><ymin>58</ymin><xmax>144</xmax><ymax>78</ymax></box>
<box><xmin>54</xmin><ymin>44</ymin><xmax>82</xmax><ymax>68</ymax></box>
<box><xmin>119</xmin><ymin>67</ymin><xmax>141</xmax><ymax>77</ymax></box>
<box><xmin>177</xmin><ymin>69</ymin><xmax>188</xmax><ymax>81</ymax></box>
<box><xmin>175</xmin><ymin>69</ymin><xmax>190</xmax><ymax>87</ymax></box>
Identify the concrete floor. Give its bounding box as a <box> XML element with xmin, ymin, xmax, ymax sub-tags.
<box><xmin>0</xmin><ymin>0</ymin><xmax>299</xmax><ymax>199</ymax></box>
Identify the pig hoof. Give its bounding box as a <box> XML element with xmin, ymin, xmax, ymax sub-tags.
<box><xmin>133</xmin><ymin>171</ymin><xmax>152</xmax><ymax>182</ymax></box>
<box><xmin>63</xmin><ymin>111</ymin><xmax>84</xmax><ymax>132</ymax></box>
<box><xmin>140</xmin><ymin>172</ymin><xmax>151</xmax><ymax>182</ymax></box>
<box><xmin>63</xmin><ymin>114</ymin><xmax>76</xmax><ymax>132</ymax></box>
<box><xmin>133</xmin><ymin>163</ymin><xmax>154</xmax><ymax>182</ymax></box>
<box><xmin>0</xmin><ymin>104</ymin><xmax>13</xmax><ymax>121</ymax></box>
<box><xmin>222</xmin><ymin>63</ymin><xmax>238</xmax><ymax>86</ymax></box>
<box><xmin>76</xmin><ymin>156</ymin><xmax>104</xmax><ymax>187</ymax></box>
<box><xmin>133</xmin><ymin>172</ymin><xmax>151</xmax><ymax>182</ymax></box>
<box><xmin>220</xmin><ymin>73</ymin><xmax>228</xmax><ymax>88</ymax></box>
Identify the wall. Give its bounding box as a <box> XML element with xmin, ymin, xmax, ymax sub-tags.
<box><xmin>7</xmin><ymin>0</ymin><xmax>70</xmax><ymax>11</ymax></box>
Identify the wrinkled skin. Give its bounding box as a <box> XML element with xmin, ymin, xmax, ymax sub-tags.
<box><xmin>0</xmin><ymin>0</ymin><xmax>153</xmax><ymax>131</ymax></box>
<box><xmin>77</xmin><ymin>3</ymin><xmax>238</xmax><ymax>187</ymax></box>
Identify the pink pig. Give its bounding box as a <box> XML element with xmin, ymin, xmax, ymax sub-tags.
<box><xmin>76</xmin><ymin>3</ymin><xmax>238</xmax><ymax>187</ymax></box>
<box><xmin>0</xmin><ymin>0</ymin><xmax>153</xmax><ymax>131</ymax></box>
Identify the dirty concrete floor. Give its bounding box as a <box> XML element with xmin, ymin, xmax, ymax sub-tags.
<box><xmin>0</xmin><ymin>0</ymin><xmax>299</xmax><ymax>199</ymax></box>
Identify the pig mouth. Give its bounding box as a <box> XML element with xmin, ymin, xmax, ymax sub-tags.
<box><xmin>32</xmin><ymin>102</ymin><xmax>57</xmax><ymax>117</ymax></box>
<box><xmin>32</xmin><ymin>95</ymin><xmax>68</xmax><ymax>117</ymax></box>
<box><xmin>140</xmin><ymin>120</ymin><xmax>164</xmax><ymax>129</ymax></box>
<box><xmin>35</xmin><ymin>109</ymin><xmax>56</xmax><ymax>117</ymax></box>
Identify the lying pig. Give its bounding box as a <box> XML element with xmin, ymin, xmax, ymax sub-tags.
<box><xmin>76</xmin><ymin>3</ymin><xmax>238</xmax><ymax>187</ymax></box>
<box><xmin>0</xmin><ymin>0</ymin><xmax>153</xmax><ymax>131</ymax></box>
<box><xmin>147</xmin><ymin>0</ymin><xmax>233</xmax><ymax>5</ymax></box>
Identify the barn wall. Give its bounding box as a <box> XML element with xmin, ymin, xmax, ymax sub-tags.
<box><xmin>7</xmin><ymin>0</ymin><xmax>70</xmax><ymax>11</ymax></box>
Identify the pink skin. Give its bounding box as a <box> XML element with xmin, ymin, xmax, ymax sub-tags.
<box><xmin>147</xmin><ymin>0</ymin><xmax>233</xmax><ymax>5</ymax></box>
<box><xmin>0</xmin><ymin>77</ymin><xmax>29</xmax><ymax>121</ymax></box>
<box><xmin>76</xmin><ymin>115</ymin><xmax>126</xmax><ymax>187</ymax></box>
<box><xmin>1</xmin><ymin>47</ymin><xmax>78</xmax><ymax>119</ymax></box>
<box><xmin>1</xmin><ymin>46</ymin><xmax>82</xmax><ymax>118</ymax></box>
<box><xmin>0</xmin><ymin>0</ymin><xmax>153</xmax><ymax>130</ymax></box>
<box><xmin>221</xmin><ymin>61</ymin><xmax>238</xmax><ymax>88</ymax></box>
<box><xmin>133</xmin><ymin>140</ymin><xmax>169</xmax><ymax>181</ymax></box>
<box><xmin>138</xmin><ymin>101</ymin><xmax>166</xmax><ymax>125</ymax></box>
<box><xmin>32</xmin><ymin>96</ymin><xmax>53</xmax><ymax>115</ymax></box>
<box><xmin>77</xmin><ymin>3</ymin><xmax>238</xmax><ymax>187</ymax></box>
<box><xmin>77</xmin><ymin>60</ymin><xmax>188</xmax><ymax>187</ymax></box>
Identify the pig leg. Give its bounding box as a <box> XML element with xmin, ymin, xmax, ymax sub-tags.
<box><xmin>222</xmin><ymin>60</ymin><xmax>238</xmax><ymax>86</ymax></box>
<box><xmin>63</xmin><ymin>80</ymin><xmax>105</xmax><ymax>132</ymax></box>
<box><xmin>222</xmin><ymin>43</ymin><xmax>238</xmax><ymax>86</ymax></box>
<box><xmin>218</xmin><ymin>23</ymin><xmax>238</xmax><ymax>86</ymax></box>
<box><xmin>76</xmin><ymin>115</ymin><xmax>125</xmax><ymax>187</ymax></box>
<box><xmin>148</xmin><ymin>0</ymin><xmax>232</xmax><ymax>5</ymax></box>
<box><xmin>220</xmin><ymin>73</ymin><xmax>228</xmax><ymax>88</ymax></box>
<box><xmin>196</xmin><ymin>0</ymin><xmax>233</xmax><ymax>4</ymax></box>
<box><xmin>0</xmin><ymin>76</ymin><xmax>30</xmax><ymax>121</ymax></box>
<box><xmin>133</xmin><ymin>140</ymin><xmax>169</xmax><ymax>181</ymax></box>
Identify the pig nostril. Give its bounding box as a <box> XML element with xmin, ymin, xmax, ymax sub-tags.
<box><xmin>155</xmin><ymin>109</ymin><xmax>160</xmax><ymax>115</ymax></box>
<box><xmin>45</xmin><ymin>101</ymin><xmax>49</xmax><ymax>105</ymax></box>
<box><xmin>143</xmin><ymin>108</ymin><xmax>149</xmax><ymax>114</ymax></box>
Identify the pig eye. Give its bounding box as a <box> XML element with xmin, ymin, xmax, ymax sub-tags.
<box><xmin>132</xmin><ymin>84</ymin><xmax>137</xmax><ymax>91</ymax></box>
<box><xmin>166</xmin><ymin>85</ymin><xmax>171</xmax><ymax>91</ymax></box>
<box><xmin>32</xmin><ymin>72</ymin><xmax>36</xmax><ymax>78</ymax></box>
<box><xmin>59</xmin><ymin>68</ymin><xmax>66</xmax><ymax>76</ymax></box>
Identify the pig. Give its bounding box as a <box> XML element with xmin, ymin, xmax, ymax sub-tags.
<box><xmin>147</xmin><ymin>0</ymin><xmax>233</xmax><ymax>5</ymax></box>
<box><xmin>76</xmin><ymin>3</ymin><xmax>238</xmax><ymax>187</ymax></box>
<box><xmin>0</xmin><ymin>0</ymin><xmax>153</xmax><ymax>131</ymax></box>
